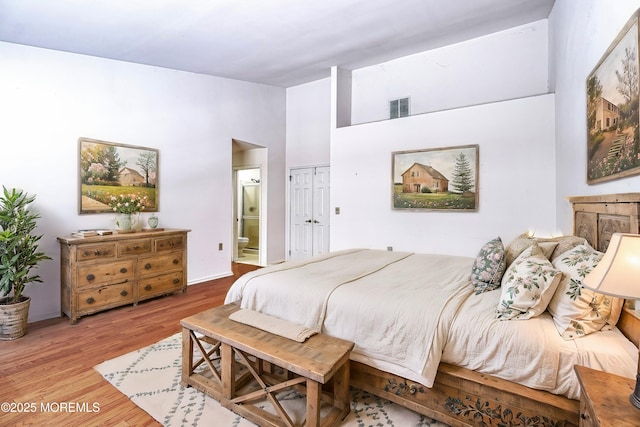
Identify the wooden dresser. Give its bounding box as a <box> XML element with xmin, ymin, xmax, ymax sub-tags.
<box><xmin>58</xmin><ymin>229</ymin><xmax>190</xmax><ymax>324</ymax></box>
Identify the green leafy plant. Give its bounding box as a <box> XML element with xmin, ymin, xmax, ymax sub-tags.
<box><xmin>0</xmin><ymin>186</ymin><xmax>51</xmax><ymax>304</ymax></box>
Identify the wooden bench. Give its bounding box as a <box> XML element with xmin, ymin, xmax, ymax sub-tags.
<box><xmin>181</xmin><ymin>303</ymin><xmax>354</xmax><ymax>427</ymax></box>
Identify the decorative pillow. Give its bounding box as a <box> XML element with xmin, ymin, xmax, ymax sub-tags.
<box><xmin>471</xmin><ymin>237</ymin><xmax>506</xmax><ymax>294</ymax></box>
<box><xmin>537</xmin><ymin>235</ymin><xmax>588</xmax><ymax>261</ymax></box>
<box><xmin>548</xmin><ymin>245</ymin><xmax>624</xmax><ymax>340</ymax></box>
<box><xmin>496</xmin><ymin>244</ymin><xmax>562</xmax><ymax>320</ymax></box>
<box><xmin>505</xmin><ymin>233</ymin><xmax>588</xmax><ymax>266</ymax></box>
<box><xmin>504</xmin><ymin>233</ymin><xmax>535</xmax><ymax>267</ymax></box>
<box><xmin>537</xmin><ymin>241</ymin><xmax>559</xmax><ymax>260</ymax></box>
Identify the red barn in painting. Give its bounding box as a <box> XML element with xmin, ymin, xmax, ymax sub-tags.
<box><xmin>401</xmin><ymin>163</ymin><xmax>449</xmax><ymax>193</ymax></box>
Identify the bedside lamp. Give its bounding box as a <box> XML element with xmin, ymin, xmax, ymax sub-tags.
<box><xmin>583</xmin><ymin>233</ymin><xmax>640</xmax><ymax>410</ymax></box>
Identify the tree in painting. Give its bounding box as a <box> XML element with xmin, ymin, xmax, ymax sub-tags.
<box><xmin>80</xmin><ymin>143</ymin><xmax>126</xmax><ymax>185</ymax></box>
<box><xmin>451</xmin><ymin>152</ymin><xmax>474</xmax><ymax>194</ymax></box>
<box><xmin>136</xmin><ymin>151</ymin><xmax>157</xmax><ymax>187</ymax></box>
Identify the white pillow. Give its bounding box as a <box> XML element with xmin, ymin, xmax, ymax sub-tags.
<box><xmin>548</xmin><ymin>245</ymin><xmax>624</xmax><ymax>340</ymax></box>
<box><xmin>496</xmin><ymin>244</ymin><xmax>563</xmax><ymax>320</ymax></box>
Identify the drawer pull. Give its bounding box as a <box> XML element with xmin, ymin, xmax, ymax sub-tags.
<box><xmin>86</xmin><ymin>297</ymin><xmax>95</xmax><ymax>304</ymax></box>
<box><xmin>145</xmin><ymin>263</ymin><xmax>152</xmax><ymax>270</ymax></box>
<box><xmin>173</xmin><ymin>259</ymin><xmax>179</xmax><ymax>264</ymax></box>
<box><xmin>120</xmin><ymin>290</ymin><xmax>128</xmax><ymax>297</ymax></box>
<box><xmin>144</xmin><ymin>284</ymin><xmax>152</xmax><ymax>291</ymax></box>
<box><xmin>86</xmin><ymin>273</ymin><xmax>95</xmax><ymax>281</ymax></box>
<box><xmin>173</xmin><ymin>278</ymin><xmax>180</xmax><ymax>284</ymax></box>
<box><xmin>120</xmin><ymin>267</ymin><xmax>128</xmax><ymax>274</ymax></box>
<box><xmin>94</xmin><ymin>250</ymin><xmax>102</xmax><ymax>256</ymax></box>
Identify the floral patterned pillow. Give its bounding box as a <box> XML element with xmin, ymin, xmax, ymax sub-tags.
<box><xmin>471</xmin><ymin>237</ymin><xmax>506</xmax><ymax>294</ymax></box>
<box><xmin>496</xmin><ymin>244</ymin><xmax>562</xmax><ymax>320</ymax></box>
<box><xmin>548</xmin><ymin>245</ymin><xmax>624</xmax><ymax>340</ymax></box>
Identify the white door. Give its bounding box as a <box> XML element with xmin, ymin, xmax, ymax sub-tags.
<box><xmin>289</xmin><ymin>166</ymin><xmax>330</xmax><ymax>260</ymax></box>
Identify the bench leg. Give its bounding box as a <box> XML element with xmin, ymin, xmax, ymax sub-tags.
<box><xmin>221</xmin><ymin>343</ymin><xmax>235</xmax><ymax>399</ymax></box>
<box><xmin>306</xmin><ymin>379</ymin><xmax>321</xmax><ymax>427</ymax></box>
<box><xmin>181</xmin><ymin>327</ymin><xmax>193</xmax><ymax>387</ymax></box>
<box><xmin>334</xmin><ymin>361</ymin><xmax>350</xmax><ymax>413</ymax></box>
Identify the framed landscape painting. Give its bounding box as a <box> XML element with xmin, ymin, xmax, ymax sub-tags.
<box><xmin>587</xmin><ymin>9</ymin><xmax>640</xmax><ymax>184</ymax></box>
<box><xmin>392</xmin><ymin>144</ymin><xmax>478</xmax><ymax>211</ymax></box>
<box><xmin>78</xmin><ymin>137</ymin><xmax>159</xmax><ymax>214</ymax></box>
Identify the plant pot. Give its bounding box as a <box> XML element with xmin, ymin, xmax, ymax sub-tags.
<box><xmin>116</xmin><ymin>213</ymin><xmax>138</xmax><ymax>232</ymax></box>
<box><xmin>0</xmin><ymin>296</ymin><xmax>30</xmax><ymax>340</ymax></box>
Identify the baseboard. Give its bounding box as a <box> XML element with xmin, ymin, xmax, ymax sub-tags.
<box><xmin>188</xmin><ymin>271</ymin><xmax>233</xmax><ymax>285</ymax></box>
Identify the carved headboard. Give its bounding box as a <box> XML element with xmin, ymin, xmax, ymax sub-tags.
<box><xmin>567</xmin><ymin>193</ymin><xmax>640</xmax><ymax>346</ymax></box>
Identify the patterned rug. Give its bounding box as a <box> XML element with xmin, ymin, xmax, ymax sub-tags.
<box><xmin>95</xmin><ymin>333</ymin><xmax>449</xmax><ymax>426</ymax></box>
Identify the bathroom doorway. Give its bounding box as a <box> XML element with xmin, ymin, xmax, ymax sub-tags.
<box><xmin>234</xmin><ymin>167</ymin><xmax>261</xmax><ymax>265</ymax></box>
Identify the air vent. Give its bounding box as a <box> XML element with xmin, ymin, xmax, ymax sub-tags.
<box><xmin>390</xmin><ymin>97</ymin><xmax>409</xmax><ymax>119</ymax></box>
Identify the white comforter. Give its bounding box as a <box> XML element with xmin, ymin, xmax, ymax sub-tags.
<box><xmin>226</xmin><ymin>249</ymin><xmax>476</xmax><ymax>387</ymax></box>
<box><xmin>224</xmin><ymin>249</ymin><xmax>638</xmax><ymax>397</ymax></box>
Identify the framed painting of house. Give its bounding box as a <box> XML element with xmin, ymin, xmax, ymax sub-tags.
<box><xmin>586</xmin><ymin>8</ymin><xmax>640</xmax><ymax>184</ymax></box>
<box><xmin>78</xmin><ymin>137</ymin><xmax>159</xmax><ymax>214</ymax></box>
<box><xmin>392</xmin><ymin>144</ymin><xmax>478</xmax><ymax>211</ymax></box>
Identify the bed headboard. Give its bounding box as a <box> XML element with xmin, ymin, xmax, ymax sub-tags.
<box><xmin>567</xmin><ymin>193</ymin><xmax>640</xmax><ymax>346</ymax></box>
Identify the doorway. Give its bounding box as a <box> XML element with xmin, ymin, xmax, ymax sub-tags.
<box><xmin>232</xmin><ymin>138</ymin><xmax>267</xmax><ymax>266</ymax></box>
<box><xmin>235</xmin><ymin>167</ymin><xmax>261</xmax><ymax>266</ymax></box>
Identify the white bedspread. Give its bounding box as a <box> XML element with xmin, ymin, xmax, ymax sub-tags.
<box><xmin>225</xmin><ymin>249</ymin><xmax>638</xmax><ymax>397</ymax></box>
<box><xmin>225</xmin><ymin>249</ymin><xmax>473</xmax><ymax>387</ymax></box>
<box><xmin>441</xmin><ymin>287</ymin><xmax>638</xmax><ymax>399</ymax></box>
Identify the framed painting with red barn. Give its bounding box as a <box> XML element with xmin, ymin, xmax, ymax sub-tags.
<box><xmin>392</xmin><ymin>144</ymin><xmax>478</xmax><ymax>211</ymax></box>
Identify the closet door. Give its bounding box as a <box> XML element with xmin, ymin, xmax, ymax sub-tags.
<box><xmin>289</xmin><ymin>166</ymin><xmax>330</xmax><ymax>260</ymax></box>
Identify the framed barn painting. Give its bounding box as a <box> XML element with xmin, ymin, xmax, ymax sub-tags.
<box><xmin>587</xmin><ymin>9</ymin><xmax>640</xmax><ymax>184</ymax></box>
<box><xmin>392</xmin><ymin>144</ymin><xmax>479</xmax><ymax>211</ymax></box>
<box><xmin>78</xmin><ymin>137</ymin><xmax>159</xmax><ymax>214</ymax></box>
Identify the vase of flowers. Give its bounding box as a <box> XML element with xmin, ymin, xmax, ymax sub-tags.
<box><xmin>109</xmin><ymin>193</ymin><xmax>147</xmax><ymax>231</ymax></box>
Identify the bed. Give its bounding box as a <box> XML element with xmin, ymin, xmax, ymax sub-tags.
<box><xmin>224</xmin><ymin>193</ymin><xmax>640</xmax><ymax>426</ymax></box>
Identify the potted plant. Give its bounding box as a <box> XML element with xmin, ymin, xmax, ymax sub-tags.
<box><xmin>0</xmin><ymin>186</ymin><xmax>51</xmax><ymax>340</ymax></box>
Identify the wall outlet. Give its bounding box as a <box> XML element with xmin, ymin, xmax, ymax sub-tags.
<box><xmin>218</xmin><ymin>243</ymin><xmax>223</xmax><ymax>251</ymax></box>
<box><xmin>335</xmin><ymin>207</ymin><xmax>341</xmax><ymax>214</ymax></box>
<box><xmin>387</xmin><ymin>246</ymin><xmax>393</xmax><ymax>251</ymax></box>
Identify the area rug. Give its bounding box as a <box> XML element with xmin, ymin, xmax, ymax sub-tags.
<box><xmin>95</xmin><ymin>333</ymin><xmax>449</xmax><ymax>427</ymax></box>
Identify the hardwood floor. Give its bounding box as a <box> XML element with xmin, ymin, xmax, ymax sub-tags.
<box><xmin>0</xmin><ymin>262</ymin><xmax>260</xmax><ymax>427</ymax></box>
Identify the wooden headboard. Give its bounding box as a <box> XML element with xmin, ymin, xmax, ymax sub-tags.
<box><xmin>567</xmin><ymin>193</ymin><xmax>640</xmax><ymax>346</ymax></box>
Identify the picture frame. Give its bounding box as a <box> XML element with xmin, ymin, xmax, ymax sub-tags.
<box><xmin>586</xmin><ymin>9</ymin><xmax>640</xmax><ymax>184</ymax></box>
<box><xmin>78</xmin><ymin>137</ymin><xmax>159</xmax><ymax>214</ymax></box>
<box><xmin>392</xmin><ymin>144</ymin><xmax>479</xmax><ymax>211</ymax></box>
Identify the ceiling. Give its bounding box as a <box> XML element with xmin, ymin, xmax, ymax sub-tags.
<box><xmin>0</xmin><ymin>0</ymin><xmax>555</xmax><ymax>88</ymax></box>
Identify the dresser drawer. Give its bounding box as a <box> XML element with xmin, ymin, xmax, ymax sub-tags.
<box><xmin>77</xmin><ymin>282</ymin><xmax>134</xmax><ymax>311</ymax></box>
<box><xmin>155</xmin><ymin>235</ymin><xmax>185</xmax><ymax>252</ymax></box>
<box><xmin>139</xmin><ymin>252</ymin><xmax>184</xmax><ymax>276</ymax></box>
<box><xmin>76</xmin><ymin>243</ymin><xmax>117</xmax><ymax>262</ymax></box>
<box><xmin>77</xmin><ymin>260</ymin><xmax>135</xmax><ymax>287</ymax></box>
<box><xmin>138</xmin><ymin>271</ymin><xmax>183</xmax><ymax>298</ymax></box>
<box><xmin>118</xmin><ymin>239</ymin><xmax>152</xmax><ymax>257</ymax></box>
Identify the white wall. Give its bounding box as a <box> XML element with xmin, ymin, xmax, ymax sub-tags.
<box><xmin>550</xmin><ymin>1</ymin><xmax>640</xmax><ymax>234</ymax></box>
<box><xmin>0</xmin><ymin>42</ymin><xmax>286</xmax><ymax>322</ymax></box>
<box><xmin>285</xmin><ymin>78</ymin><xmax>332</xmax><ymax>168</ymax></box>
<box><xmin>328</xmin><ymin>19</ymin><xmax>555</xmax><ymax>258</ymax></box>
<box><xmin>351</xmin><ymin>20</ymin><xmax>550</xmax><ymax>124</ymax></box>
<box><xmin>330</xmin><ymin>94</ymin><xmax>557</xmax><ymax>257</ymax></box>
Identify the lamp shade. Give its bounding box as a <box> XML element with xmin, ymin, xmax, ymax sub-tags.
<box><xmin>583</xmin><ymin>233</ymin><xmax>640</xmax><ymax>299</ymax></box>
